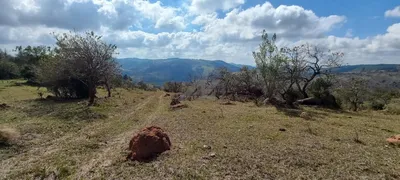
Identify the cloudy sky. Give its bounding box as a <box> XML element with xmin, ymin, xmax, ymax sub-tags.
<box><xmin>0</xmin><ymin>0</ymin><xmax>400</xmax><ymax>65</ymax></box>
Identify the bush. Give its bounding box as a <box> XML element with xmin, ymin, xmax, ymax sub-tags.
<box><xmin>283</xmin><ymin>88</ymin><xmax>302</xmax><ymax>105</ymax></box>
<box><xmin>164</xmin><ymin>81</ymin><xmax>185</xmax><ymax>93</ymax></box>
<box><xmin>369</xmin><ymin>100</ymin><xmax>386</xmax><ymax>110</ymax></box>
<box><xmin>308</xmin><ymin>78</ymin><xmax>333</xmax><ymax>99</ymax></box>
<box><xmin>0</xmin><ymin>60</ymin><xmax>20</xmax><ymax>79</ymax></box>
<box><xmin>20</xmin><ymin>65</ymin><xmax>37</xmax><ymax>82</ymax></box>
<box><xmin>385</xmin><ymin>99</ymin><xmax>400</xmax><ymax>115</ymax></box>
<box><xmin>47</xmin><ymin>78</ymin><xmax>89</xmax><ymax>99</ymax></box>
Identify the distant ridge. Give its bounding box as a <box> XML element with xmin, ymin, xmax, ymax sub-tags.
<box><xmin>118</xmin><ymin>58</ymin><xmax>248</xmax><ymax>85</ymax></box>
<box><xmin>118</xmin><ymin>58</ymin><xmax>400</xmax><ymax>85</ymax></box>
<box><xmin>331</xmin><ymin>64</ymin><xmax>400</xmax><ymax>73</ymax></box>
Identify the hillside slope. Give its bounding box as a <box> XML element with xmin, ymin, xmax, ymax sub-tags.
<box><xmin>331</xmin><ymin>64</ymin><xmax>400</xmax><ymax>73</ymax></box>
<box><xmin>118</xmin><ymin>58</ymin><xmax>246</xmax><ymax>85</ymax></box>
<box><xmin>118</xmin><ymin>58</ymin><xmax>400</xmax><ymax>85</ymax></box>
<box><xmin>1</xmin><ymin>80</ymin><xmax>400</xmax><ymax>179</ymax></box>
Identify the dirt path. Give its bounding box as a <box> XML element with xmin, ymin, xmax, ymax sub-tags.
<box><xmin>0</xmin><ymin>92</ymin><xmax>164</xmax><ymax>179</ymax></box>
<box><xmin>76</xmin><ymin>93</ymin><xmax>166</xmax><ymax>179</ymax></box>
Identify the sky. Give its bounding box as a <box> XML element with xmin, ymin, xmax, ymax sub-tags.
<box><xmin>0</xmin><ymin>0</ymin><xmax>400</xmax><ymax>65</ymax></box>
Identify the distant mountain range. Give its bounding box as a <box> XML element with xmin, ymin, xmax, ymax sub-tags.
<box><xmin>331</xmin><ymin>64</ymin><xmax>400</xmax><ymax>73</ymax></box>
<box><xmin>118</xmin><ymin>58</ymin><xmax>250</xmax><ymax>85</ymax></box>
<box><xmin>118</xmin><ymin>58</ymin><xmax>400</xmax><ymax>85</ymax></box>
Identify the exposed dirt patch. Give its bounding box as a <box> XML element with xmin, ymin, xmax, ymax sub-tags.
<box><xmin>127</xmin><ymin>126</ymin><xmax>171</xmax><ymax>161</ymax></box>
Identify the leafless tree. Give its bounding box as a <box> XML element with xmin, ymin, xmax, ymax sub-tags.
<box><xmin>296</xmin><ymin>44</ymin><xmax>344</xmax><ymax>98</ymax></box>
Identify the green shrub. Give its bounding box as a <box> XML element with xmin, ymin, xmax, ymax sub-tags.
<box><xmin>385</xmin><ymin>99</ymin><xmax>400</xmax><ymax>115</ymax></box>
<box><xmin>0</xmin><ymin>60</ymin><xmax>20</xmax><ymax>80</ymax></box>
<box><xmin>369</xmin><ymin>100</ymin><xmax>386</xmax><ymax>110</ymax></box>
<box><xmin>308</xmin><ymin>78</ymin><xmax>333</xmax><ymax>99</ymax></box>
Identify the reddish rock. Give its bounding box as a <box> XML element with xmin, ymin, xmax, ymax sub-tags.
<box><xmin>386</xmin><ymin>135</ymin><xmax>400</xmax><ymax>144</ymax></box>
<box><xmin>128</xmin><ymin>126</ymin><xmax>171</xmax><ymax>161</ymax></box>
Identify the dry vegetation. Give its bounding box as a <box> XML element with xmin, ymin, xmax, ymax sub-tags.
<box><xmin>1</xmin><ymin>80</ymin><xmax>400</xmax><ymax>179</ymax></box>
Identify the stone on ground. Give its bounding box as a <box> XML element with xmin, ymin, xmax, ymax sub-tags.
<box><xmin>386</xmin><ymin>135</ymin><xmax>400</xmax><ymax>145</ymax></box>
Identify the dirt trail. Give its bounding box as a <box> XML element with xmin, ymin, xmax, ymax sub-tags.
<box><xmin>0</xmin><ymin>93</ymin><xmax>162</xmax><ymax>179</ymax></box>
<box><xmin>76</xmin><ymin>93</ymin><xmax>166</xmax><ymax>179</ymax></box>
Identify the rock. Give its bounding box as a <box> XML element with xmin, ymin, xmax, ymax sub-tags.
<box><xmin>296</xmin><ymin>95</ymin><xmax>340</xmax><ymax>109</ymax></box>
<box><xmin>202</xmin><ymin>145</ymin><xmax>211</xmax><ymax>150</ymax></box>
<box><xmin>296</xmin><ymin>97</ymin><xmax>322</xmax><ymax>106</ymax></box>
<box><xmin>170</xmin><ymin>104</ymin><xmax>188</xmax><ymax>110</ymax></box>
<box><xmin>386</xmin><ymin>135</ymin><xmax>400</xmax><ymax>145</ymax></box>
<box><xmin>127</xmin><ymin>126</ymin><xmax>171</xmax><ymax>161</ymax></box>
<box><xmin>202</xmin><ymin>152</ymin><xmax>216</xmax><ymax>160</ymax></box>
<box><xmin>299</xmin><ymin>112</ymin><xmax>311</xmax><ymax>120</ymax></box>
<box><xmin>209</xmin><ymin>152</ymin><xmax>216</xmax><ymax>158</ymax></box>
<box><xmin>220</xmin><ymin>101</ymin><xmax>235</xmax><ymax>105</ymax></box>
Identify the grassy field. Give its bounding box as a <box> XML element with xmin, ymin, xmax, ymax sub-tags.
<box><xmin>0</xmin><ymin>80</ymin><xmax>400</xmax><ymax>179</ymax></box>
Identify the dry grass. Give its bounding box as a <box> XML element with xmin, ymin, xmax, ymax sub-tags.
<box><xmin>0</xmin><ymin>80</ymin><xmax>400</xmax><ymax>179</ymax></box>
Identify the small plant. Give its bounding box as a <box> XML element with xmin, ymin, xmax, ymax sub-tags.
<box><xmin>353</xmin><ymin>130</ymin><xmax>365</xmax><ymax>145</ymax></box>
<box><xmin>219</xmin><ymin>107</ymin><xmax>224</xmax><ymax>118</ymax></box>
<box><xmin>37</xmin><ymin>92</ymin><xmax>44</xmax><ymax>99</ymax></box>
<box><xmin>306</xmin><ymin>124</ymin><xmax>317</xmax><ymax>136</ymax></box>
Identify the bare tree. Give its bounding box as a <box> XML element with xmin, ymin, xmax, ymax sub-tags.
<box><xmin>296</xmin><ymin>44</ymin><xmax>343</xmax><ymax>98</ymax></box>
<box><xmin>54</xmin><ymin>31</ymin><xmax>118</xmax><ymax>105</ymax></box>
<box><xmin>103</xmin><ymin>62</ymin><xmax>121</xmax><ymax>97</ymax></box>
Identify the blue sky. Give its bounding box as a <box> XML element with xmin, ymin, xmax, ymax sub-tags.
<box><xmin>268</xmin><ymin>0</ymin><xmax>399</xmax><ymax>37</ymax></box>
<box><xmin>156</xmin><ymin>0</ymin><xmax>400</xmax><ymax>37</ymax></box>
<box><xmin>0</xmin><ymin>0</ymin><xmax>400</xmax><ymax>65</ymax></box>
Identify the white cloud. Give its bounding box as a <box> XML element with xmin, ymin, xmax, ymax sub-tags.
<box><xmin>196</xmin><ymin>2</ymin><xmax>346</xmax><ymax>43</ymax></box>
<box><xmin>295</xmin><ymin>23</ymin><xmax>400</xmax><ymax>64</ymax></box>
<box><xmin>385</xmin><ymin>6</ymin><xmax>400</xmax><ymax>18</ymax></box>
<box><xmin>133</xmin><ymin>0</ymin><xmax>186</xmax><ymax>30</ymax></box>
<box><xmin>190</xmin><ymin>0</ymin><xmax>245</xmax><ymax>14</ymax></box>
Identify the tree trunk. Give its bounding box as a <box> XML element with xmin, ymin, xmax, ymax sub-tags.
<box><xmin>301</xmin><ymin>87</ymin><xmax>309</xmax><ymax>98</ymax></box>
<box><xmin>105</xmin><ymin>82</ymin><xmax>111</xmax><ymax>97</ymax></box>
<box><xmin>88</xmin><ymin>84</ymin><xmax>96</xmax><ymax>106</ymax></box>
